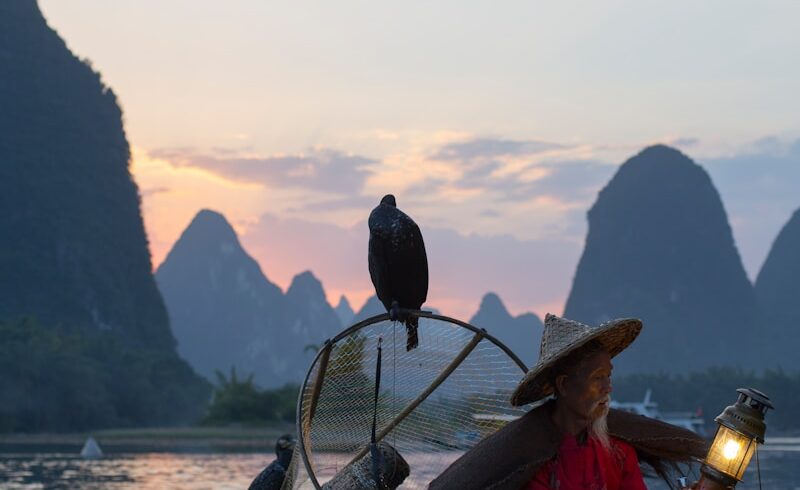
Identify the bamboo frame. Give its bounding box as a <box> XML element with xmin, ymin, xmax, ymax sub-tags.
<box><xmin>299</xmin><ymin>341</ymin><xmax>332</xmax><ymax>479</ymax></box>
<box><xmin>296</xmin><ymin>310</ymin><xmax>526</xmax><ymax>489</ymax></box>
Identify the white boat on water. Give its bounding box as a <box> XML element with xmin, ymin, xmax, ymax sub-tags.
<box><xmin>470</xmin><ymin>389</ymin><xmax>706</xmax><ymax>440</ymax></box>
<box><xmin>610</xmin><ymin>389</ymin><xmax>706</xmax><ymax>436</ymax></box>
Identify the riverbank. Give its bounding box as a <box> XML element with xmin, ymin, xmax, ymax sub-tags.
<box><xmin>0</xmin><ymin>425</ymin><xmax>295</xmax><ymax>454</ymax></box>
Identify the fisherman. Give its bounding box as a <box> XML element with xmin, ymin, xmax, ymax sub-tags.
<box><xmin>430</xmin><ymin>314</ymin><xmax>707</xmax><ymax>490</ymax></box>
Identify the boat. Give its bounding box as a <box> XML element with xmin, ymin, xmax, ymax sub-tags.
<box><xmin>610</xmin><ymin>389</ymin><xmax>706</xmax><ymax>436</ymax></box>
<box><xmin>471</xmin><ymin>389</ymin><xmax>706</xmax><ymax>433</ymax></box>
<box><xmin>80</xmin><ymin>436</ymin><xmax>103</xmax><ymax>459</ymax></box>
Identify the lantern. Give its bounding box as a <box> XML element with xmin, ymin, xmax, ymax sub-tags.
<box><xmin>696</xmin><ymin>388</ymin><xmax>773</xmax><ymax>489</ymax></box>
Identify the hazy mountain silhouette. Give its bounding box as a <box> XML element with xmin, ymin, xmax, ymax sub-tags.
<box><xmin>155</xmin><ymin>210</ymin><xmax>286</xmax><ymax>384</ymax></box>
<box><xmin>564</xmin><ymin>145</ymin><xmax>761</xmax><ymax>373</ymax></box>
<box><xmin>156</xmin><ymin>211</ymin><xmax>341</xmax><ymax>387</ymax></box>
<box><xmin>755</xmin><ymin>208</ymin><xmax>800</xmax><ymax>369</ymax></box>
<box><xmin>352</xmin><ymin>295</ymin><xmax>387</xmax><ymax>323</ymax></box>
<box><xmin>284</xmin><ymin>270</ymin><xmax>342</xmax><ymax>346</ymax></box>
<box><xmin>469</xmin><ymin>293</ymin><xmax>542</xmax><ymax>369</ymax></box>
<box><xmin>0</xmin><ymin>0</ymin><xmax>174</xmax><ymax>350</ymax></box>
<box><xmin>335</xmin><ymin>295</ymin><xmax>355</xmax><ymax>326</ymax></box>
<box><xmin>351</xmin><ymin>294</ymin><xmax>440</xmax><ymax>324</ymax></box>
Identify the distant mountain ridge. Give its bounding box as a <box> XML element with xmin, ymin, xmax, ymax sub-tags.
<box><xmin>352</xmin><ymin>295</ymin><xmax>389</xmax><ymax>323</ymax></box>
<box><xmin>334</xmin><ymin>295</ymin><xmax>355</xmax><ymax>326</ymax></box>
<box><xmin>156</xmin><ymin>210</ymin><xmax>341</xmax><ymax>387</ymax></box>
<box><xmin>755</xmin><ymin>208</ymin><xmax>800</xmax><ymax>369</ymax></box>
<box><xmin>564</xmin><ymin>145</ymin><xmax>762</xmax><ymax>373</ymax></box>
<box><xmin>469</xmin><ymin>293</ymin><xmax>542</xmax><ymax>368</ymax></box>
<box><xmin>157</xmin><ymin>218</ymin><xmax>546</xmax><ymax>387</ymax></box>
<box><xmin>155</xmin><ymin>210</ymin><xmax>285</xmax><ymax>384</ymax></box>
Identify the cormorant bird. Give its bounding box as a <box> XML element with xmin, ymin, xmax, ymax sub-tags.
<box><xmin>368</xmin><ymin>194</ymin><xmax>429</xmax><ymax>350</ymax></box>
<box><xmin>248</xmin><ymin>434</ymin><xmax>296</xmax><ymax>490</ymax></box>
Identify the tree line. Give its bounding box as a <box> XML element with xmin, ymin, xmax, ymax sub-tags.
<box><xmin>3</xmin><ymin>316</ymin><xmax>799</xmax><ymax>433</ymax></box>
<box><xmin>0</xmin><ymin>318</ymin><xmax>210</xmax><ymax>432</ymax></box>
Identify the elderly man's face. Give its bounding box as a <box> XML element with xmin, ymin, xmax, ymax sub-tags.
<box><xmin>556</xmin><ymin>350</ymin><xmax>613</xmax><ymax>421</ymax></box>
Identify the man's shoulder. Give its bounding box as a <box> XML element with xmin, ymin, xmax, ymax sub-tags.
<box><xmin>607</xmin><ymin>408</ymin><xmax>708</xmax><ymax>460</ymax></box>
<box><xmin>610</xmin><ymin>435</ymin><xmax>636</xmax><ymax>451</ymax></box>
<box><xmin>429</xmin><ymin>401</ymin><xmax>560</xmax><ymax>490</ymax></box>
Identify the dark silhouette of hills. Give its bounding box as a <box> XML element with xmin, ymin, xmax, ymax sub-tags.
<box><xmin>0</xmin><ymin>0</ymin><xmax>173</xmax><ymax>350</ymax></box>
<box><xmin>755</xmin><ymin>208</ymin><xmax>800</xmax><ymax>369</ymax></box>
<box><xmin>352</xmin><ymin>295</ymin><xmax>387</xmax><ymax>323</ymax></box>
<box><xmin>335</xmin><ymin>295</ymin><xmax>355</xmax><ymax>326</ymax></box>
<box><xmin>156</xmin><ymin>211</ymin><xmax>340</xmax><ymax>387</ymax></box>
<box><xmin>352</xmin><ymin>295</ymin><xmax>440</xmax><ymax>324</ymax></box>
<box><xmin>0</xmin><ymin>0</ymin><xmax>209</xmax><ymax>430</ymax></box>
<box><xmin>469</xmin><ymin>293</ymin><xmax>542</xmax><ymax>368</ymax></box>
<box><xmin>155</xmin><ymin>210</ymin><xmax>285</xmax><ymax>384</ymax></box>
<box><xmin>564</xmin><ymin>145</ymin><xmax>761</xmax><ymax>373</ymax></box>
<box><xmin>284</xmin><ymin>270</ymin><xmax>342</xmax><ymax>347</ymax></box>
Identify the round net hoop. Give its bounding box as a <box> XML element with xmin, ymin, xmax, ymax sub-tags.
<box><xmin>283</xmin><ymin>310</ymin><xmax>530</xmax><ymax>489</ymax></box>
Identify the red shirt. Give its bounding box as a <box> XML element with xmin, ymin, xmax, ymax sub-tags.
<box><xmin>526</xmin><ymin>433</ymin><xmax>647</xmax><ymax>490</ymax></box>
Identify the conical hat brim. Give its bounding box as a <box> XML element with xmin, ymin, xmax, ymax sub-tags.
<box><xmin>510</xmin><ymin>318</ymin><xmax>642</xmax><ymax>407</ymax></box>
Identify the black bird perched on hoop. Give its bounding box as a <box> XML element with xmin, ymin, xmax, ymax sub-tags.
<box><xmin>248</xmin><ymin>434</ymin><xmax>296</xmax><ymax>490</ymax></box>
<box><xmin>368</xmin><ymin>194</ymin><xmax>429</xmax><ymax>351</ymax></box>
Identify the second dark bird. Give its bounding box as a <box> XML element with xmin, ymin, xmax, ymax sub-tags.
<box><xmin>368</xmin><ymin>194</ymin><xmax>429</xmax><ymax>351</ymax></box>
<box><xmin>247</xmin><ymin>434</ymin><xmax>296</xmax><ymax>490</ymax></box>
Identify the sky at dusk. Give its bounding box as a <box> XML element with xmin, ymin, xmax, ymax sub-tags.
<box><xmin>38</xmin><ymin>1</ymin><xmax>800</xmax><ymax>319</ymax></box>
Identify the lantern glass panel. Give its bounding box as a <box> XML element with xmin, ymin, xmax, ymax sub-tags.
<box><xmin>705</xmin><ymin>425</ymin><xmax>756</xmax><ymax>480</ymax></box>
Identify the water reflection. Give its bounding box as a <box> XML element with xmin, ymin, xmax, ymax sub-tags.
<box><xmin>0</xmin><ymin>448</ymin><xmax>798</xmax><ymax>489</ymax></box>
<box><xmin>0</xmin><ymin>453</ymin><xmax>267</xmax><ymax>490</ymax></box>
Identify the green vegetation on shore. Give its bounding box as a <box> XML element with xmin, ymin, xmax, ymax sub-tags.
<box><xmin>203</xmin><ymin>368</ymin><xmax>298</xmax><ymax>426</ymax></box>
<box><xmin>0</xmin><ymin>318</ymin><xmax>211</xmax><ymax>433</ymax></box>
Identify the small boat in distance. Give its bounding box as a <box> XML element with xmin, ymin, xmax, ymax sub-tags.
<box><xmin>610</xmin><ymin>389</ymin><xmax>706</xmax><ymax>436</ymax></box>
<box><xmin>470</xmin><ymin>389</ymin><xmax>706</xmax><ymax>441</ymax></box>
<box><xmin>80</xmin><ymin>436</ymin><xmax>103</xmax><ymax>459</ymax></box>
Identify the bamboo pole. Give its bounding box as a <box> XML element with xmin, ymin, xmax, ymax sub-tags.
<box><xmin>301</xmin><ymin>340</ymin><xmax>333</xmax><ymax>480</ymax></box>
<box><xmin>305</xmin><ymin>341</ymin><xmax>332</xmax><ymax>430</ymax></box>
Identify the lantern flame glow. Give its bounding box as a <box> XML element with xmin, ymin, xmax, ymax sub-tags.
<box><xmin>722</xmin><ymin>439</ymin><xmax>741</xmax><ymax>460</ymax></box>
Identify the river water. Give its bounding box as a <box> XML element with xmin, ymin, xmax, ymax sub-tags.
<box><xmin>1</xmin><ymin>443</ymin><xmax>798</xmax><ymax>489</ymax></box>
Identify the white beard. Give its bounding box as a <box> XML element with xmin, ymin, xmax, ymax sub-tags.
<box><xmin>590</xmin><ymin>404</ymin><xmax>611</xmax><ymax>452</ymax></box>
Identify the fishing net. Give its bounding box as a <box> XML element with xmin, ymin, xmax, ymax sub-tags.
<box><xmin>281</xmin><ymin>311</ymin><xmax>529</xmax><ymax>489</ymax></box>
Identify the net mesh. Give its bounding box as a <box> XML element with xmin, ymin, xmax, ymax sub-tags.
<box><xmin>282</xmin><ymin>313</ymin><xmax>529</xmax><ymax>489</ymax></box>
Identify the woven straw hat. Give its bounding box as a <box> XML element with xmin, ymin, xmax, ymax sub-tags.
<box><xmin>510</xmin><ymin>313</ymin><xmax>642</xmax><ymax>407</ymax></box>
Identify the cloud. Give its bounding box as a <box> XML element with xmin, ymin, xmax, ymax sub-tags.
<box><xmin>290</xmin><ymin>194</ymin><xmax>380</xmax><ymax>213</ymax></box>
<box><xmin>151</xmin><ymin>147</ymin><xmax>377</xmax><ymax>195</ymax></box>
<box><xmin>432</xmin><ymin>137</ymin><xmax>567</xmax><ymax>161</ymax></box>
<box><xmin>409</xmin><ymin>136</ymin><xmax>615</xmax><ymax>210</ymax></box>
<box><xmin>140</xmin><ymin>186</ymin><xmax>171</xmax><ymax>197</ymax></box>
<box><xmin>523</xmin><ymin>160</ymin><xmax>616</xmax><ymax>203</ymax></box>
<box><xmin>670</xmin><ymin>137</ymin><xmax>699</xmax><ymax>148</ymax></box>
